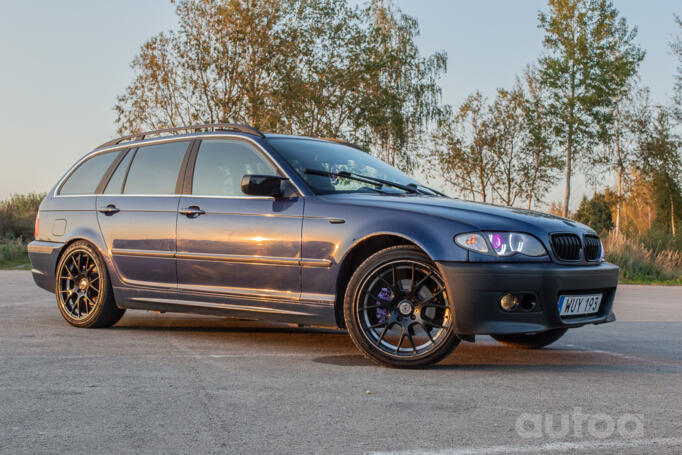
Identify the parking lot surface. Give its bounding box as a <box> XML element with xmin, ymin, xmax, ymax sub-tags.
<box><xmin>1</xmin><ymin>272</ymin><xmax>680</xmax><ymax>454</ymax></box>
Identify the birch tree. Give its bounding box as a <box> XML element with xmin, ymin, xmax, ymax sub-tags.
<box><xmin>537</xmin><ymin>0</ymin><xmax>636</xmax><ymax>216</ymax></box>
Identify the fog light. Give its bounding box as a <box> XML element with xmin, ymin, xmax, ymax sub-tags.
<box><xmin>500</xmin><ymin>293</ymin><xmax>519</xmax><ymax>311</ymax></box>
<box><xmin>520</xmin><ymin>294</ymin><xmax>537</xmax><ymax>312</ymax></box>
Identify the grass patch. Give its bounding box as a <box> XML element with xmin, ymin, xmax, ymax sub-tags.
<box><xmin>603</xmin><ymin>232</ymin><xmax>682</xmax><ymax>285</ymax></box>
<box><xmin>0</xmin><ymin>238</ymin><xmax>30</xmax><ymax>270</ymax></box>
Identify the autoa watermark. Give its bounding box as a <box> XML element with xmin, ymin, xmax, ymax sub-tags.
<box><xmin>515</xmin><ymin>408</ymin><xmax>644</xmax><ymax>439</ymax></box>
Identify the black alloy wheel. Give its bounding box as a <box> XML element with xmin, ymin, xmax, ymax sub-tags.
<box><xmin>55</xmin><ymin>241</ymin><xmax>125</xmax><ymax>328</ymax></box>
<box><xmin>344</xmin><ymin>245</ymin><xmax>460</xmax><ymax>368</ymax></box>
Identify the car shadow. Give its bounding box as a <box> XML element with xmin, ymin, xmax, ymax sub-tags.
<box><xmin>110</xmin><ymin>313</ymin><xmax>678</xmax><ymax>373</ymax></box>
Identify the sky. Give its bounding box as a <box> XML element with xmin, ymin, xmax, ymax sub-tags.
<box><xmin>0</xmin><ymin>0</ymin><xmax>680</xmax><ymax>208</ymax></box>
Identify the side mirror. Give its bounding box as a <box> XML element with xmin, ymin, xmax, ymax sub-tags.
<box><xmin>241</xmin><ymin>175</ymin><xmax>289</xmax><ymax>198</ymax></box>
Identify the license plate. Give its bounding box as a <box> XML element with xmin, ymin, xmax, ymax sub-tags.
<box><xmin>558</xmin><ymin>294</ymin><xmax>602</xmax><ymax>316</ymax></box>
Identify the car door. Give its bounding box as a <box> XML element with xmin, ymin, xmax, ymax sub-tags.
<box><xmin>97</xmin><ymin>140</ymin><xmax>191</xmax><ymax>290</ymax></box>
<box><xmin>176</xmin><ymin>138</ymin><xmax>304</xmax><ymax>304</ymax></box>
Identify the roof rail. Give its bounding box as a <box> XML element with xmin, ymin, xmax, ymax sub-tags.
<box><xmin>97</xmin><ymin>123</ymin><xmax>265</xmax><ymax>149</ymax></box>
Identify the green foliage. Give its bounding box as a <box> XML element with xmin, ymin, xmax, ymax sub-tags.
<box><xmin>426</xmin><ymin>73</ymin><xmax>562</xmax><ymax>208</ymax></box>
<box><xmin>0</xmin><ymin>238</ymin><xmax>29</xmax><ymax>270</ymax></box>
<box><xmin>635</xmin><ymin>108</ymin><xmax>682</xmax><ymax>234</ymax></box>
<box><xmin>537</xmin><ymin>0</ymin><xmax>643</xmax><ymax>216</ymax></box>
<box><xmin>357</xmin><ymin>0</ymin><xmax>447</xmax><ymax>172</ymax></box>
<box><xmin>573</xmin><ymin>192</ymin><xmax>614</xmax><ymax>233</ymax></box>
<box><xmin>115</xmin><ymin>0</ymin><xmax>445</xmax><ymax>173</ymax></box>
<box><xmin>671</xmin><ymin>14</ymin><xmax>682</xmax><ymax>121</ymax></box>
<box><xmin>603</xmin><ymin>231</ymin><xmax>682</xmax><ymax>284</ymax></box>
<box><xmin>0</xmin><ymin>193</ymin><xmax>44</xmax><ymax>242</ymax></box>
<box><xmin>427</xmin><ymin>91</ymin><xmax>496</xmax><ymax>202</ymax></box>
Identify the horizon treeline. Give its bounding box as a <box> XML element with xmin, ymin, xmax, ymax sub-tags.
<box><xmin>115</xmin><ymin>0</ymin><xmax>682</xmax><ymax>238</ymax></box>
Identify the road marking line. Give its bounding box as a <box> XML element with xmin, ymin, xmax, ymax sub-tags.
<box><xmin>369</xmin><ymin>437</ymin><xmax>682</xmax><ymax>455</ymax></box>
<box><xmin>561</xmin><ymin>343</ymin><xmax>682</xmax><ymax>368</ymax></box>
<box><xmin>560</xmin><ymin>343</ymin><xmax>650</xmax><ymax>362</ymax></box>
<box><xmin>207</xmin><ymin>353</ymin><xmax>313</xmax><ymax>358</ymax></box>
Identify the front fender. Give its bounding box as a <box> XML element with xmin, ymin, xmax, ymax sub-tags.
<box><xmin>303</xmin><ymin>197</ymin><xmax>473</xmax><ymax>265</ymax></box>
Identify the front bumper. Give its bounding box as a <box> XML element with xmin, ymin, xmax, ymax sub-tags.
<box><xmin>436</xmin><ymin>261</ymin><xmax>619</xmax><ymax>335</ymax></box>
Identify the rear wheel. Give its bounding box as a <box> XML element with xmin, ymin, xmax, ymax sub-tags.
<box><xmin>344</xmin><ymin>245</ymin><xmax>460</xmax><ymax>368</ymax></box>
<box><xmin>491</xmin><ymin>328</ymin><xmax>567</xmax><ymax>349</ymax></box>
<box><xmin>55</xmin><ymin>241</ymin><xmax>125</xmax><ymax>328</ymax></box>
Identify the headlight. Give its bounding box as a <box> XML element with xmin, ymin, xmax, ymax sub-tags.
<box><xmin>455</xmin><ymin>232</ymin><xmax>547</xmax><ymax>257</ymax></box>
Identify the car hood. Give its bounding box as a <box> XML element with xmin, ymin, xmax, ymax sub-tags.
<box><xmin>321</xmin><ymin>193</ymin><xmax>595</xmax><ymax>235</ymax></box>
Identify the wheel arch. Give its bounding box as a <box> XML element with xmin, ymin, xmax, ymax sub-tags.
<box><xmin>334</xmin><ymin>233</ymin><xmax>431</xmax><ymax>328</ymax></box>
<box><xmin>54</xmin><ymin>229</ymin><xmax>111</xmax><ymax>277</ymax></box>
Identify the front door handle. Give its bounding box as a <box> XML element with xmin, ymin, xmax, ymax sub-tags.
<box><xmin>179</xmin><ymin>206</ymin><xmax>206</xmax><ymax>218</ymax></box>
<box><xmin>98</xmin><ymin>204</ymin><xmax>120</xmax><ymax>215</ymax></box>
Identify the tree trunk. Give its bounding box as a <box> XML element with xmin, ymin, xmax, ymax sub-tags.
<box><xmin>616</xmin><ymin>168</ymin><xmax>622</xmax><ymax>237</ymax></box>
<box><xmin>563</xmin><ymin>64</ymin><xmax>575</xmax><ymax>218</ymax></box>
<box><xmin>614</xmin><ymin>101</ymin><xmax>622</xmax><ymax>237</ymax></box>
<box><xmin>385</xmin><ymin>135</ymin><xmax>391</xmax><ymax>164</ymax></box>
<box><xmin>563</xmin><ymin>138</ymin><xmax>572</xmax><ymax>217</ymax></box>
<box><xmin>672</xmin><ymin>194</ymin><xmax>677</xmax><ymax>237</ymax></box>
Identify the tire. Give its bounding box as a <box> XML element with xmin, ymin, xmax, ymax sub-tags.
<box><xmin>491</xmin><ymin>328</ymin><xmax>568</xmax><ymax>349</ymax></box>
<box><xmin>343</xmin><ymin>245</ymin><xmax>460</xmax><ymax>368</ymax></box>
<box><xmin>55</xmin><ymin>241</ymin><xmax>125</xmax><ymax>328</ymax></box>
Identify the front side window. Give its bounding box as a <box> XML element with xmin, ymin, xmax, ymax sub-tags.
<box><xmin>123</xmin><ymin>141</ymin><xmax>189</xmax><ymax>195</ymax></box>
<box><xmin>267</xmin><ymin>138</ymin><xmax>422</xmax><ymax>195</ymax></box>
<box><xmin>192</xmin><ymin>140</ymin><xmax>278</xmax><ymax>196</ymax></box>
<box><xmin>59</xmin><ymin>151</ymin><xmax>118</xmax><ymax>195</ymax></box>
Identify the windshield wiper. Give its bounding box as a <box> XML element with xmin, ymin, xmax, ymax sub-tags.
<box><xmin>304</xmin><ymin>168</ymin><xmax>419</xmax><ymax>194</ymax></box>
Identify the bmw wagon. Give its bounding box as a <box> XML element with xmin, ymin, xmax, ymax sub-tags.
<box><xmin>28</xmin><ymin>123</ymin><xmax>619</xmax><ymax>367</ymax></box>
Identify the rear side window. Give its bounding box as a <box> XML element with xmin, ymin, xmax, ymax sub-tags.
<box><xmin>104</xmin><ymin>149</ymin><xmax>134</xmax><ymax>194</ymax></box>
<box><xmin>123</xmin><ymin>142</ymin><xmax>189</xmax><ymax>195</ymax></box>
<box><xmin>192</xmin><ymin>140</ymin><xmax>278</xmax><ymax>196</ymax></box>
<box><xmin>59</xmin><ymin>151</ymin><xmax>118</xmax><ymax>195</ymax></box>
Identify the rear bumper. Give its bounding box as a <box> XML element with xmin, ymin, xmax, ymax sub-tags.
<box><xmin>436</xmin><ymin>261</ymin><xmax>619</xmax><ymax>335</ymax></box>
<box><xmin>27</xmin><ymin>240</ymin><xmax>63</xmax><ymax>293</ymax></box>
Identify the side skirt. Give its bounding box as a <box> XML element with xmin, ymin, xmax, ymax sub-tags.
<box><xmin>113</xmin><ymin>286</ymin><xmax>337</xmax><ymax>327</ymax></box>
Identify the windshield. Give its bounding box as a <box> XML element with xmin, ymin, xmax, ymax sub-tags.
<box><xmin>267</xmin><ymin>137</ymin><xmax>427</xmax><ymax>195</ymax></box>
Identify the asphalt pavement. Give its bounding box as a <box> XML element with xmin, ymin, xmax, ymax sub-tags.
<box><xmin>1</xmin><ymin>271</ymin><xmax>680</xmax><ymax>454</ymax></box>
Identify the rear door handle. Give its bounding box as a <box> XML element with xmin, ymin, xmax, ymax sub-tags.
<box><xmin>98</xmin><ymin>204</ymin><xmax>120</xmax><ymax>215</ymax></box>
<box><xmin>179</xmin><ymin>206</ymin><xmax>206</xmax><ymax>217</ymax></box>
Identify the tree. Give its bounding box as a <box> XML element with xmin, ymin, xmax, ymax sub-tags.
<box><xmin>274</xmin><ymin>0</ymin><xmax>379</xmax><ymax>138</ymax></box>
<box><xmin>637</xmin><ymin>109</ymin><xmax>682</xmax><ymax>236</ymax></box>
<box><xmin>116</xmin><ymin>0</ymin><xmax>294</xmax><ymax>133</ymax></box>
<box><xmin>537</xmin><ymin>0</ymin><xmax>637</xmax><ymax>217</ymax></box>
<box><xmin>488</xmin><ymin>86</ymin><xmax>527</xmax><ymax>206</ymax></box>
<box><xmin>671</xmin><ymin>14</ymin><xmax>682</xmax><ymax>122</ymax></box>
<box><xmin>428</xmin><ymin>92</ymin><xmax>496</xmax><ymax>202</ymax></box>
<box><xmin>115</xmin><ymin>0</ymin><xmax>445</xmax><ymax>173</ymax></box>
<box><xmin>587</xmin><ymin>6</ymin><xmax>644</xmax><ymax>235</ymax></box>
<box><xmin>357</xmin><ymin>0</ymin><xmax>447</xmax><ymax>173</ymax></box>
<box><xmin>574</xmin><ymin>192</ymin><xmax>614</xmax><ymax>233</ymax></box>
<box><xmin>591</xmin><ymin>81</ymin><xmax>649</xmax><ymax>235</ymax></box>
<box><xmin>518</xmin><ymin>66</ymin><xmax>563</xmax><ymax>209</ymax></box>
<box><xmin>0</xmin><ymin>193</ymin><xmax>45</xmax><ymax>241</ymax></box>
<box><xmin>427</xmin><ymin>72</ymin><xmax>561</xmax><ymax>208</ymax></box>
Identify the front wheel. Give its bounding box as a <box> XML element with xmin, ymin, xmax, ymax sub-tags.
<box><xmin>491</xmin><ymin>328</ymin><xmax>568</xmax><ymax>349</ymax></box>
<box><xmin>344</xmin><ymin>245</ymin><xmax>460</xmax><ymax>368</ymax></box>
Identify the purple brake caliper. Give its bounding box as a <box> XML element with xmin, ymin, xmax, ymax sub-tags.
<box><xmin>376</xmin><ymin>287</ymin><xmax>390</xmax><ymax>323</ymax></box>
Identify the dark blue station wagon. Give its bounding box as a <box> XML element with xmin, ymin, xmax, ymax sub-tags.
<box><xmin>29</xmin><ymin>123</ymin><xmax>619</xmax><ymax>367</ymax></box>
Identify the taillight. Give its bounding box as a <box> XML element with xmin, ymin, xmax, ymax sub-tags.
<box><xmin>34</xmin><ymin>213</ymin><xmax>39</xmax><ymax>239</ymax></box>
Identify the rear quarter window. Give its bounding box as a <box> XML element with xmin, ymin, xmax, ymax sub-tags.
<box><xmin>123</xmin><ymin>141</ymin><xmax>189</xmax><ymax>195</ymax></box>
<box><xmin>59</xmin><ymin>151</ymin><xmax>118</xmax><ymax>195</ymax></box>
